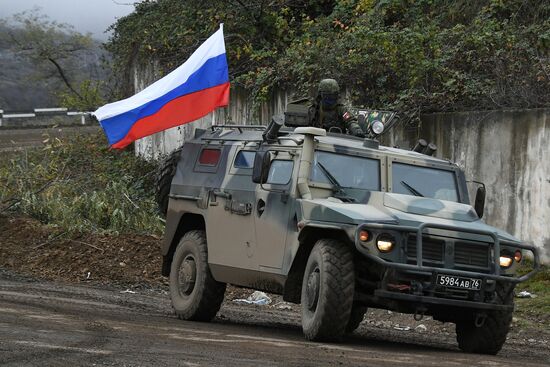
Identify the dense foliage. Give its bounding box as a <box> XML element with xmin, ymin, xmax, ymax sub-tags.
<box><xmin>0</xmin><ymin>133</ymin><xmax>162</xmax><ymax>235</ymax></box>
<box><xmin>106</xmin><ymin>0</ymin><xmax>549</xmax><ymax>119</ymax></box>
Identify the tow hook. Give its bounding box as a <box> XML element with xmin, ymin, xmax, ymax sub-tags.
<box><xmin>414</xmin><ymin>306</ymin><xmax>427</xmax><ymax>321</ymax></box>
<box><xmin>410</xmin><ymin>280</ymin><xmax>423</xmax><ymax>295</ymax></box>
<box><xmin>475</xmin><ymin>313</ymin><xmax>487</xmax><ymax>327</ymax></box>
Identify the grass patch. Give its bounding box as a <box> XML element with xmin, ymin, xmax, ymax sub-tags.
<box><xmin>0</xmin><ymin>132</ymin><xmax>163</xmax><ymax>235</ymax></box>
<box><xmin>515</xmin><ymin>261</ymin><xmax>550</xmax><ymax>322</ymax></box>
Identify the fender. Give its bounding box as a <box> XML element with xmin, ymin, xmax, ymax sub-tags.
<box><xmin>161</xmin><ymin>206</ymin><xmax>206</xmax><ymax>276</ymax></box>
<box><xmin>283</xmin><ymin>222</ymin><xmax>356</xmax><ymax>303</ymax></box>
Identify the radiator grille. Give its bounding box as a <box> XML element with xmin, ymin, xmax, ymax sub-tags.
<box><xmin>407</xmin><ymin>236</ymin><xmax>445</xmax><ymax>263</ymax></box>
<box><xmin>454</xmin><ymin>242</ymin><xmax>489</xmax><ymax>268</ymax></box>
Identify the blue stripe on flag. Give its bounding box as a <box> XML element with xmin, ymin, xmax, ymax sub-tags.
<box><xmin>100</xmin><ymin>54</ymin><xmax>228</xmax><ymax>145</ymax></box>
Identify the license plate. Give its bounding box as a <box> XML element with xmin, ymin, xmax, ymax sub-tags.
<box><xmin>436</xmin><ymin>275</ymin><xmax>481</xmax><ymax>290</ymax></box>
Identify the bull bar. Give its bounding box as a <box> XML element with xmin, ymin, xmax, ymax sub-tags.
<box><xmin>354</xmin><ymin>222</ymin><xmax>541</xmax><ymax>283</ymax></box>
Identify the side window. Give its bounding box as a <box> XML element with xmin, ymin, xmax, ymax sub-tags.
<box><xmin>198</xmin><ymin>148</ymin><xmax>221</xmax><ymax>166</ymax></box>
<box><xmin>194</xmin><ymin>147</ymin><xmax>222</xmax><ymax>173</ymax></box>
<box><xmin>234</xmin><ymin>151</ymin><xmax>256</xmax><ymax>169</ymax></box>
<box><xmin>267</xmin><ymin>160</ymin><xmax>294</xmax><ymax>185</ymax></box>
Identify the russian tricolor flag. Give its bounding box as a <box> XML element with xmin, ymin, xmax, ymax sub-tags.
<box><xmin>94</xmin><ymin>25</ymin><xmax>229</xmax><ymax>149</ymax></box>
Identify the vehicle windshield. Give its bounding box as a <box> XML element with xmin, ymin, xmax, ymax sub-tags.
<box><xmin>392</xmin><ymin>162</ymin><xmax>459</xmax><ymax>202</ymax></box>
<box><xmin>310</xmin><ymin>151</ymin><xmax>380</xmax><ymax>190</ymax></box>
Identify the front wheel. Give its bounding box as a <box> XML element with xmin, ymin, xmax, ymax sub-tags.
<box><xmin>169</xmin><ymin>230</ymin><xmax>226</xmax><ymax>321</ymax></box>
<box><xmin>301</xmin><ymin>239</ymin><xmax>355</xmax><ymax>341</ymax></box>
<box><xmin>455</xmin><ymin>283</ymin><xmax>515</xmax><ymax>354</ymax></box>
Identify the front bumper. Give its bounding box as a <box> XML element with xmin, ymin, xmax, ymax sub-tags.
<box><xmin>354</xmin><ymin>222</ymin><xmax>541</xmax><ymax>311</ymax></box>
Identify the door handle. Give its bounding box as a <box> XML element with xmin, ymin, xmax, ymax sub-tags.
<box><xmin>257</xmin><ymin>199</ymin><xmax>266</xmax><ymax>217</ymax></box>
<box><xmin>213</xmin><ymin>190</ymin><xmax>232</xmax><ymax>200</ymax></box>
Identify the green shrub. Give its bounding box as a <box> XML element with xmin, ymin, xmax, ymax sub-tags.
<box><xmin>0</xmin><ymin>132</ymin><xmax>163</xmax><ymax>235</ymax></box>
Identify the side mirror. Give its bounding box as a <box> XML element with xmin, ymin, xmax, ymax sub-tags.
<box><xmin>474</xmin><ymin>185</ymin><xmax>486</xmax><ymax>218</ymax></box>
<box><xmin>252</xmin><ymin>151</ymin><xmax>271</xmax><ymax>184</ymax></box>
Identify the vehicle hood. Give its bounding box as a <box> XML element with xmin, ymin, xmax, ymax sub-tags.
<box><xmin>383</xmin><ymin>193</ymin><xmax>478</xmax><ymax>222</ymax></box>
<box><xmin>299</xmin><ymin>192</ymin><xmax>519</xmax><ymax>242</ymax></box>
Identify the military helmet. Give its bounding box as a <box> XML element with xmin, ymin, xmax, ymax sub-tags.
<box><xmin>318</xmin><ymin>79</ymin><xmax>340</xmax><ymax>109</ymax></box>
<box><xmin>318</xmin><ymin>79</ymin><xmax>340</xmax><ymax>94</ymax></box>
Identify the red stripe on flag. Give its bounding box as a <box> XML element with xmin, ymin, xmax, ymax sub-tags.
<box><xmin>111</xmin><ymin>82</ymin><xmax>230</xmax><ymax>149</ymax></box>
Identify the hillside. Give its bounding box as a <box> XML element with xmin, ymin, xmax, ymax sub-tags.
<box><xmin>0</xmin><ymin>23</ymin><xmax>108</xmax><ymax>111</ymax></box>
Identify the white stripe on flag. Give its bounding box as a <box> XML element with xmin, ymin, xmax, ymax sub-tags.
<box><xmin>94</xmin><ymin>24</ymin><xmax>226</xmax><ymax>121</ymax></box>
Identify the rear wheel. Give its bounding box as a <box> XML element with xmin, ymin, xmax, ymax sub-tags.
<box><xmin>455</xmin><ymin>283</ymin><xmax>515</xmax><ymax>354</ymax></box>
<box><xmin>169</xmin><ymin>230</ymin><xmax>226</xmax><ymax>321</ymax></box>
<box><xmin>155</xmin><ymin>147</ymin><xmax>182</xmax><ymax>218</ymax></box>
<box><xmin>301</xmin><ymin>239</ymin><xmax>355</xmax><ymax>341</ymax></box>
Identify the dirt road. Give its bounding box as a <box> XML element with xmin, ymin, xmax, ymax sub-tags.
<box><xmin>0</xmin><ymin>271</ymin><xmax>548</xmax><ymax>367</ymax></box>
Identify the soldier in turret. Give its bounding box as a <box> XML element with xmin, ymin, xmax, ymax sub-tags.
<box><xmin>309</xmin><ymin>79</ymin><xmax>364</xmax><ymax>137</ymax></box>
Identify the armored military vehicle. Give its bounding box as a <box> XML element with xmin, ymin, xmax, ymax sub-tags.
<box><xmin>156</xmin><ymin>112</ymin><xmax>540</xmax><ymax>355</ymax></box>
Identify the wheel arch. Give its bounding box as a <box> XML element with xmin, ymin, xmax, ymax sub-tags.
<box><xmin>161</xmin><ymin>212</ymin><xmax>206</xmax><ymax>276</ymax></box>
<box><xmin>283</xmin><ymin>225</ymin><xmax>354</xmax><ymax>303</ymax></box>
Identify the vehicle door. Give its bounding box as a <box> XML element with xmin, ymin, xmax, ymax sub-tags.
<box><xmin>253</xmin><ymin>150</ymin><xmax>297</xmax><ymax>270</ymax></box>
<box><xmin>205</xmin><ymin>146</ymin><xmax>258</xmax><ymax>270</ymax></box>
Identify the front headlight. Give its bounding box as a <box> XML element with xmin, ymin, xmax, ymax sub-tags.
<box><xmin>376</xmin><ymin>234</ymin><xmax>395</xmax><ymax>253</ymax></box>
<box><xmin>499</xmin><ymin>255</ymin><xmax>513</xmax><ymax>268</ymax></box>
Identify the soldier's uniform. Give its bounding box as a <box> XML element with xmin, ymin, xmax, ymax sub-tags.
<box><xmin>309</xmin><ymin>79</ymin><xmax>364</xmax><ymax>137</ymax></box>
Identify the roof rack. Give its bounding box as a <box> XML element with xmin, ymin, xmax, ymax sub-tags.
<box><xmin>211</xmin><ymin>125</ymin><xmax>266</xmax><ymax>133</ymax></box>
<box><xmin>201</xmin><ymin>137</ymin><xmax>264</xmax><ymax>143</ymax></box>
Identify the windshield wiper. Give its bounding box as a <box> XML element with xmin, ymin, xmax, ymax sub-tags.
<box><xmin>400</xmin><ymin>181</ymin><xmax>424</xmax><ymax>197</ymax></box>
<box><xmin>317</xmin><ymin>162</ymin><xmax>356</xmax><ymax>202</ymax></box>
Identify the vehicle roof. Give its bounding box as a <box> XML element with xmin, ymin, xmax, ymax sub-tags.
<box><xmin>194</xmin><ymin>126</ymin><xmax>452</xmax><ymax>165</ymax></box>
<box><xmin>313</xmin><ymin>134</ymin><xmax>451</xmax><ymax>164</ymax></box>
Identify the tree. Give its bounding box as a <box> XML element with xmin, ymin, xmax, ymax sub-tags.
<box><xmin>4</xmin><ymin>8</ymin><xmax>101</xmax><ymax>109</ymax></box>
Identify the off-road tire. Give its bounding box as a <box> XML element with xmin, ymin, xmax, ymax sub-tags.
<box><xmin>346</xmin><ymin>305</ymin><xmax>367</xmax><ymax>333</ymax></box>
<box><xmin>301</xmin><ymin>239</ymin><xmax>355</xmax><ymax>341</ymax></box>
<box><xmin>169</xmin><ymin>230</ymin><xmax>226</xmax><ymax>321</ymax></box>
<box><xmin>155</xmin><ymin>148</ymin><xmax>182</xmax><ymax>218</ymax></box>
<box><xmin>455</xmin><ymin>283</ymin><xmax>515</xmax><ymax>355</ymax></box>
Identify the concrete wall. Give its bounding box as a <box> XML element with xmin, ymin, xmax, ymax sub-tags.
<box><xmin>383</xmin><ymin>109</ymin><xmax>550</xmax><ymax>262</ymax></box>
